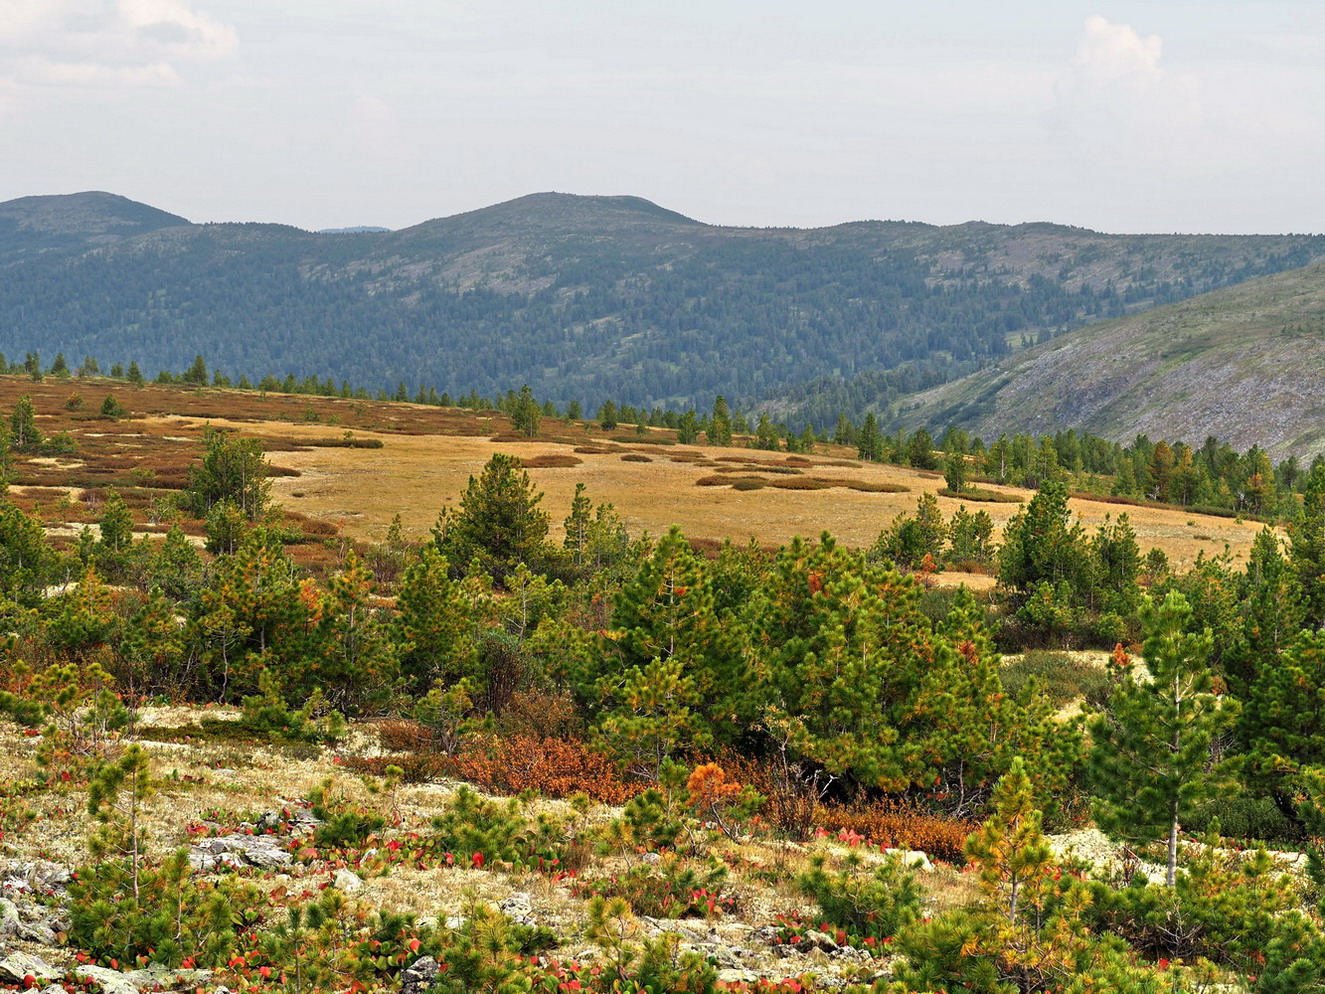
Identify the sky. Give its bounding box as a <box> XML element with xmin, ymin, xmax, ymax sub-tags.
<box><xmin>1</xmin><ymin>1</ymin><xmax>1321</xmax><ymax>234</ymax></box>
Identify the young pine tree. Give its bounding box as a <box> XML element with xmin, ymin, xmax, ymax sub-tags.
<box><xmin>1088</xmin><ymin>592</ymin><xmax>1239</xmax><ymax>886</ymax></box>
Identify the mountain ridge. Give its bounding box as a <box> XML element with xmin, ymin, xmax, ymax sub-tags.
<box><xmin>2</xmin><ymin>189</ymin><xmax>1324</xmax><ymax>414</ymax></box>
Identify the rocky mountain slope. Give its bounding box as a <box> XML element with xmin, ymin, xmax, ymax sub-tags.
<box><xmin>895</xmin><ymin>260</ymin><xmax>1325</xmax><ymax>457</ymax></box>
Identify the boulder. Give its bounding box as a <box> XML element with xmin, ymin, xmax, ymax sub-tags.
<box><xmin>0</xmin><ymin>951</ymin><xmax>61</xmax><ymax>983</ymax></box>
<box><xmin>332</xmin><ymin>869</ymin><xmax>363</xmax><ymax>893</ymax></box>
<box><xmin>73</xmin><ymin>964</ymin><xmax>140</xmax><ymax>994</ymax></box>
<box><xmin>401</xmin><ymin>955</ymin><xmax>439</xmax><ymax>994</ymax></box>
<box><xmin>189</xmin><ymin>834</ymin><xmax>293</xmax><ymax>871</ymax></box>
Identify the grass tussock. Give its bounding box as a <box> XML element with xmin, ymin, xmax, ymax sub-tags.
<box><xmin>519</xmin><ymin>454</ymin><xmax>584</xmax><ymax>468</ymax></box>
<box><xmin>939</xmin><ymin>487</ymin><xmax>1023</xmax><ymax>503</ymax></box>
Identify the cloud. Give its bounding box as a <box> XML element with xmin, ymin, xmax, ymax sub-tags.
<box><xmin>1049</xmin><ymin>15</ymin><xmax>1201</xmax><ymax>153</ymax></box>
<box><xmin>0</xmin><ymin>0</ymin><xmax>234</xmax><ymax>107</ymax></box>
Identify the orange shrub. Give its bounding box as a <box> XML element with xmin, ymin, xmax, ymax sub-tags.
<box><xmin>818</xmin><ymin>800</ymin><xmax>975</xmax><ymax>863</ymax></box>
<box><xmin>455</xmin><ymin>735</ymin><xmax>639</xmax><ymax>804</ymax></box>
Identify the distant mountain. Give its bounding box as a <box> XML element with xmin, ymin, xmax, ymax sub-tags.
<box><xmin>1</xmin><ymin>190</ymin><xmax>1322</xmax><ymax>411</ymax></box>
<box><xmin>317</xmin><ymin>226</ymin><xmax>392</xmax><ymax>234</ymax></box>
<box><xmin>0</xmin><ymin>191</ymin><xmax>188</xmax><ymax>260</ymax></box>
<box><xmin>894</xmin><ymin>260</ymin><xmax>1325</xmax><ymax>458</ymax></box>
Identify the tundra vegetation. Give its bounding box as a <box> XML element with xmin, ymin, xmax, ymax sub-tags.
<box><xmin>2</xmin><ymin>370</ymin><xmax>1325</xmax><ymax>993</ymax></box>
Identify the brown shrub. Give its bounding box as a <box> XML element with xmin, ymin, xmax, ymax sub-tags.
<box><xmin>454</xmin><ymin>735</ymin><xmax>639</xmax><ymax>803</ymax></box>
<box><xmin>574</xmin><ymin>446</ymin><xmax>617</xmax><ymax>454</ymax></box>
<box><xmin>765</xmin><ymin>477</ymin><xmax>832</xmax><ymax>491</ymax></box>
<box><xmin>374</xmin><ymin>718</ymin><xmax>435</xmax><ymax>752</ymax></box>
<box><xmin>938</xmin><ymin>487</ymin><xmax>1023</xmax><ymax>504</ymax></box>
<box><xmin>620</xmin><ymin>453</ymin><xmax>652</xmax><ymax>463</ymax></box>
<box><xmin>731</xmin><ymin>478</ymin><xmax>765</xmax><ymax>491</ymax></box>
<box><xmin>497</xmin><ymin>688</ymin><xmax>581</xmax><ymax>739</ymax></box>
<box><xmin>818</xmin><ymin>800</ymin><xmax>975</xmax><ymax>863</ymax></box>
<box><xmin>695</xmin><ymin>475</ymin><xmax>729</xmax><ymax>487</ymax></box>
<box><xmin>520</xmin><ymin>454</ymin><xmax>584</xmax><ymax>468</ymax></box>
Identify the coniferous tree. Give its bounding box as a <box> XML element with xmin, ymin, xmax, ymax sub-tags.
<box><xmin>708</xmin><ymin>396</ymin><xmax>732</xmax><ymax>447</ymax></box>
<box><xmin>10</xmin><ymin>394</ymin><xmax>42</xmax><ymax>452</ymax></box>
<box><xmin>432</xmin><ymin>453</ymin><xmax>551</xmax><ymax>585</ymax></box>
<box><xmin>1292</xmin><ymin>463</ymin><xmax>1325</xmax><ymax>628</ymax></box>
<box><xmin>182</xmin><ymin>427</ymin><xmax>271</xmax><ymax>520</ymax></box>
<box><xmin>1089</xmin><ymin>592</ymin><xmax>1239</xmax><ymax>886</ymax></box>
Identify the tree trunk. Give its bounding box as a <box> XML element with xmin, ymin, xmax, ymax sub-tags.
<box><xmin>1167</xmin><ymin>803</ymin><xmax>1179</xmax><ymax>887</ymax></box>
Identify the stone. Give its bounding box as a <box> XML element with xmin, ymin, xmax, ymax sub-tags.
<box><xmin>1</xmin><ymin>860</ymin><xmax>72</xmax><ymax>895</ymax></box>
<box><xmin>17</xmin><ymin>920</ymin><xmax>58</xmax><ymax>945</ymax></box>
<box><xmin>0</xmin><ymin>952</ymin><xmax>62</xmax><ymax>983</ymax></box>
<box><xmin>0</xmin><ymin>897</ymin><xmax>18</xmax><ymax>934</ymax></box>
<box><xmin>640</xmin><ymin>852</ymin><xmax>662</xmax><ymax>866</ymax></box>
<box><xmin>332</xmin><ymin>869</ymin><xmax>364</xmax><ymax>893</ymax></box>
<box><xmin>401</xmin><ymin>955</ymin><xmax>439</xmax><ymax>994</ymax></box>
<box><xmin>883</xmin><ymin>848</ymin><xmax>934</xmax><ymax>873</ymax></box>
<box><xmin>73</xmin><ymin>964</ymin><xmax>140</xmax><ymax>994</ymax></box>
<box><xmin>122</xmin><ymin>965</ymin><xmax>214</xmax><ymax>988</ymax></box>
<box><xmin>795</xmin><ymin>929</ymin><xmax>839</xmax><ymax>954</ymax></box>
<box><xmin>189</xmin><ymin>834</ymin><xmax>293</xmax><ymax>871</ymax></box>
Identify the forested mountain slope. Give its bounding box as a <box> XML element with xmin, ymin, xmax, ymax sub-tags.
<box><xmin>895</xmin><ymin>260</ymin><xmax>1325</xmax><ymax>458</ymax></box>
<box><xmin>2</xmin><ymin>190</ymin><xmax>1321</xmax><ymax>411</ymax></box>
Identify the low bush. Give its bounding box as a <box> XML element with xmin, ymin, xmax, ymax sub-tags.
<box><xmin>817</xmin><ymin>800</ymin><xmax>975</xmax><ymax>863</ymax></box>
<box><xmin>939</xmin><ymin>486</ymin><xmax>1024</xmax><ymax>503</ymax></box>
<box><xmin>620</xmin><ymin>453</ymin><xmax>653</xmax><ymax>463</ymax></box>
<box><xmin>427</xmin><ymin>785</ymin><xmax>573</xmax><ymax>871</ymax></box>
<box><xmin>520</xmin><ymin>454</ymin><xmax>584</xmax><ymax>468</ymax></box>
<box><xmin>1000</xmin><ymin>651</ymin><xmax>1110</xmax><ymax>708</ymax></box>
<box><xmin>796</xmin><ymin>850</ymin><xmax>922</xmax><ymax>942</ymax></box>
<box><xmin>573</xmin><ymin>856</ymin><xmax>732</xmax><ymax>918</ymax></box>
<box><xmin>454</xmin><ymin>735</ymin><xmax>638</xmax><ymax>803</ymax></box>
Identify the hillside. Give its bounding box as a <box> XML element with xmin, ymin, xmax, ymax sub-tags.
<box><xmin>1</xmin><ymin>191</ymin><xmax>1322</xmax><ymax>413</ymax></box>
<box><xmin>0</xmin><ymin>191</ymin><xmax>189</xmax><ymax>260</ymax></box>
<box><xmin>895</xmin><ymin>260</ymin><xmax>1325</xmax><ymax>457</ymax></box>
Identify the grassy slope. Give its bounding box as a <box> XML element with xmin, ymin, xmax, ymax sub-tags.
<box><xmin>0</xmin><ymin>376</ymin><xmax>1263</xmax><ymax>581</ymax></box>
<box><xmin>898</xmin><ymin>260</ymin><xmax>1325</xmax><ymax>457</ymax></box>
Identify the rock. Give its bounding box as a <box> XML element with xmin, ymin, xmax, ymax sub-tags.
<box><xmin>0</xmin><ymin>897</ymin><xmax>18</xmax><ymax>934</ymax></box>
<box><xmin>498</xmin><ymin>892</ymin><xmax>536</xmax><ymax>925</ymax></box>
<box><xmin>832</xmin><ymin>944</ymin><xmax>871</xmax><ymax>961</ymax></box>
<box><xmin>640</xmin><ymin>851</ymin><xmax>662</xmax><ymax>866</ymax></box>
<box><xmin>498</xmin><ymin>892</ymin><xmax>532</xmax><ymax>916</ymax></box>
<box><xmin>73</xmin><ymin>964</ymin><xmax>140</xmax><ymax>994</ymax></box>
<box><xmin>1</xmin><ymin>860</ymin><xmax>72</xmax><ymax>895</ymax></box>
<box><xmin>0</xmin><ymin>952</ymin><xmax>61</xmax><ymax>983</ymax></box>
<box><xmin>796</xmin><ymin>929</ymin><xmax>839</xmax><ymax>954</ymax></box>
<box><xmin>17</xmin><ymin>920</ymin><xmax>59</xmax><ymax>945</ymax></box>
<box><xmin>122</xmin><ymin>965</ymin><xmax>214</xmax><ymax>988</ymax></box>
<box><xmin>401</xmin><ymin>955</ymin><xmax>439</xmax><ymax>994</ymax></box>
<box><xmin>189</xmin><ymin>834</ymin><xmax>293</xmax><ymax>871</ymax></box>
<box><xmin>332</xmin><ymin>869</ymin><xmax>363</xmax><ymax>893</ymax></box>
<box><xmin>883</xmin><ymin>848</ymin><xmax>934</xmax><ymax>872</ymax></box>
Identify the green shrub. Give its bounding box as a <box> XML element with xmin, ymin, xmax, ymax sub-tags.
<box><xmin>428</xmin><ymin>785</ymin><xmax>570</xmax><ymax>870</ymax></box>
<box><xmin>240</xmin><ymin>669</ymin><xmax>346</xmax><ymax>744</ymax></box>
<box><xmin>309</xmin><ymin>779</ymin><xmax>388</xmax><ymax>849</ymax></box>
<box><xmin>573</xmin><ymin>855</ymin><xmax>731</xmax><ymax>918</ymax></box>
<box><xmin>796</xmin><ymin>851</ymin><xmax>922</xmax><ymax>942</ymax></box>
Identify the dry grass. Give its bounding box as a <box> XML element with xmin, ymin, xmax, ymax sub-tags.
<box><xmin>0</xmin><ymin>375</ymin><xmax>1267</xmax><ymax>577</ymax></box>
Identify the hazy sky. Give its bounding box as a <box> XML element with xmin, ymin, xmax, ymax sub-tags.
<box><xmin>2</xmin><ymin>2</ymin><xmax>1321</xmax><ymax>234</ymax></box>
